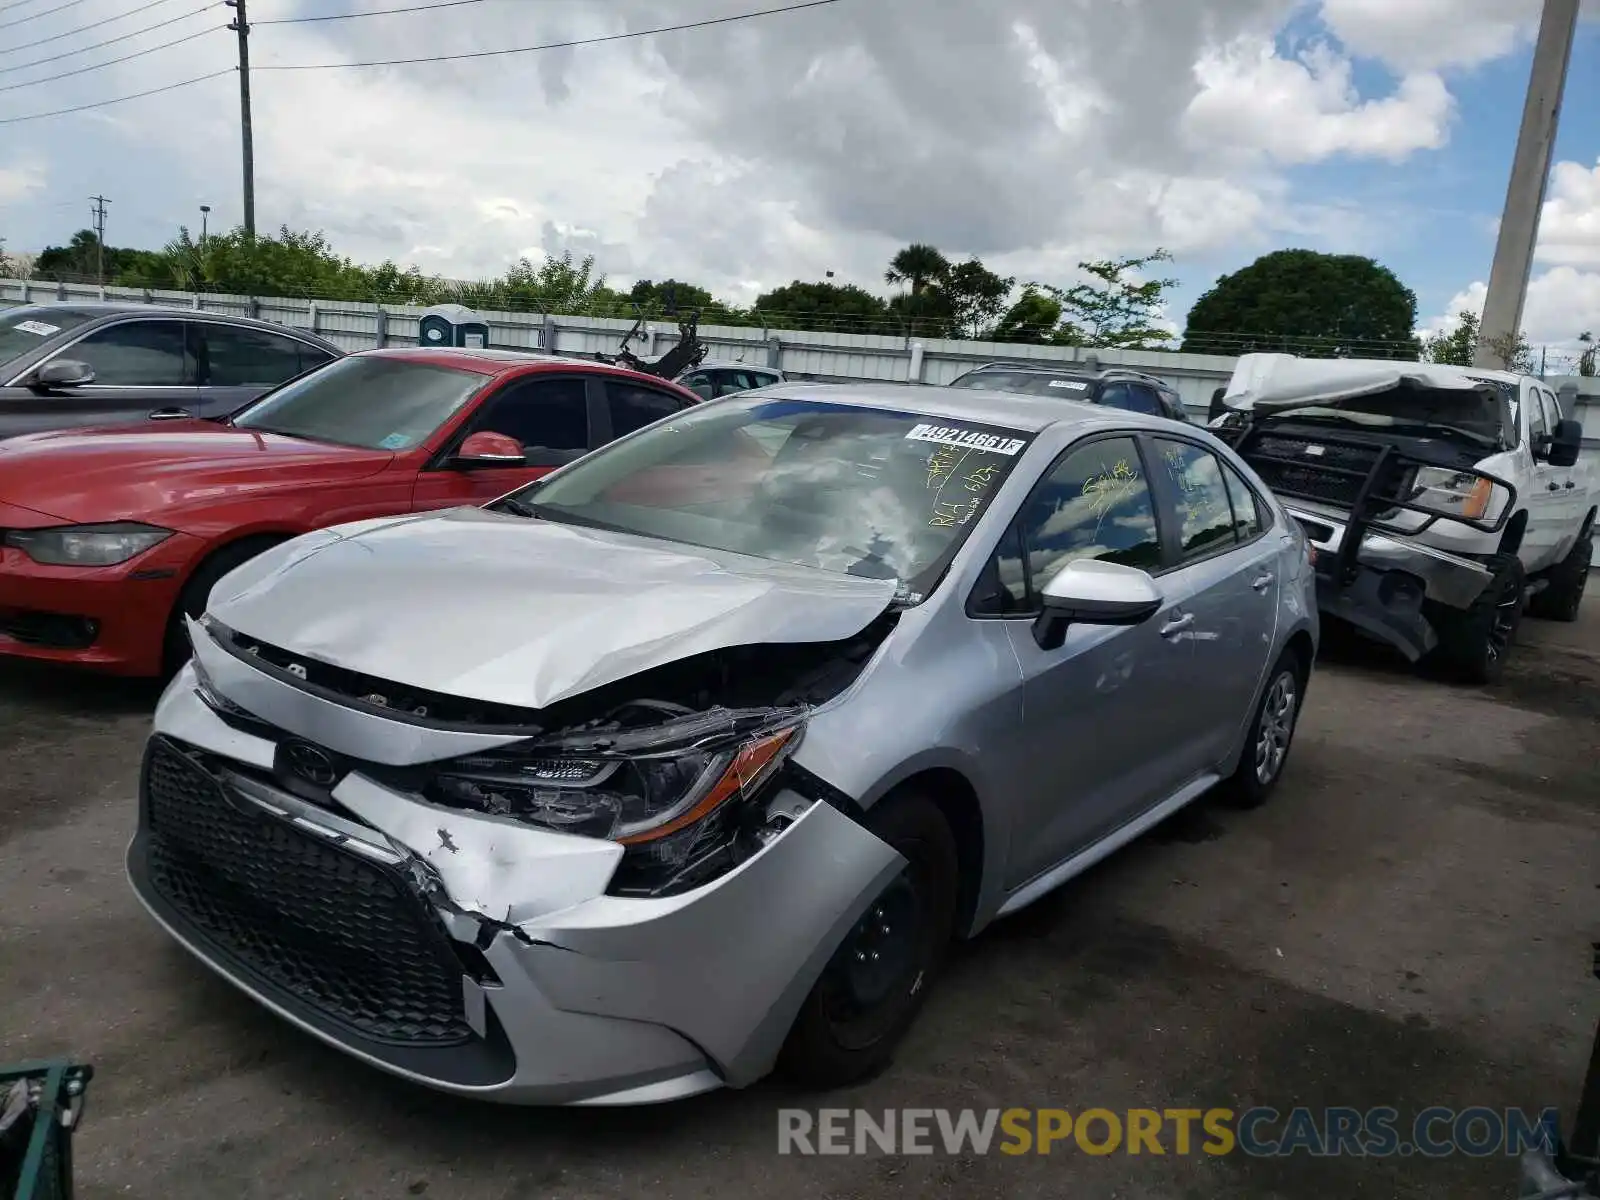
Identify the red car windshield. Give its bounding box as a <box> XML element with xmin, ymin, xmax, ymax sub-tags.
<box><xmin>232</xmin><ymin>356</ymin><xmax>486</xmax><ymax>450</ymax></box>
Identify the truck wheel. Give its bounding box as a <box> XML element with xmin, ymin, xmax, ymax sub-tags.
<box><xmin>777</xmin><ymin>791</ymin><xmax>959</xmax><ymax>1089</ymax></box>
<box><xmin>1527</xmin><ymin>532</ymin><xmax>1591</xmax><ymax>623</ymax></box>
<box><xmin>1429</xmin><ymin>552</ymin><xmax>1524</xmax><ymax>685</ymax></box>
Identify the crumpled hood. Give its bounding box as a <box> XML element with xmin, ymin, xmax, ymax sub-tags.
<box><xmin>207</xmin><ymin>507</ymin><xmax>900</xmax><ymax>710</ymax></box>
<box><xmin>1222</xmin><ymin>352</ymin><xmax>1498</xmax><ymax>413</ymax></box>
<box><xmin>0</xmin><ymin>421</ymin><xmax>391</xmax><ymax>525</ymax></box>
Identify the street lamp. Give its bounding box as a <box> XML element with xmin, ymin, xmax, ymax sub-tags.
<box><xmin>199</xmin><ymin>205</ymin><xmax>211</xmax><ymax>247</ymax></box>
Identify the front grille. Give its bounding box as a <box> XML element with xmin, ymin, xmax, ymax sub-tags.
<box><xmin>1241</xmin><ymin>433</ymin><xmax>1386</xmax><ymax>509</ymax></box>
<box><xmin>141</xmin><ymin>737</ymin><xmax>473</xmax><ymax>1045</ymax></box>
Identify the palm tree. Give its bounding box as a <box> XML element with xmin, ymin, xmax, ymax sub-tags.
<box><xmin>1579</xmin><ymin>331</ymin><xmax>1596</xmax><ymax>377</ymax></box>
<box><xmin>884</xmin><ymin>243</ymin><xmax>950</xmax><ymax>295</ymax></box>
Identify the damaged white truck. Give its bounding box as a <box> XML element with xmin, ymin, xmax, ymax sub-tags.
<box><xmin>1215</xmin><ymin>354</ymin><xmax>1595</xmax><ymax>683</ymax></box>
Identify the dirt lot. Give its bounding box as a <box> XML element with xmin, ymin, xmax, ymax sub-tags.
<box><xmin>2</xmin><ymin>612</ymin><xmax>1597</xmax><ymax>1200</ymax></box>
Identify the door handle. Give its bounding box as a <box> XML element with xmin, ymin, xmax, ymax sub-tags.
<box><xmin>1159</xmin><ymin>612</ymin><xmax>1194</xmax><ymax>639</ymax></box>
<box><xmin>1251</xmin><ymin>571</ymin><xmax>1275</xmax><ymax>592</ymax></box>
<box><xmin>1547</xmin><ymin>482</ymin><xmax>1561</xmax><ymax>492</ymax></box>
<box><xmin>1564</xmin><ymin>481</ymin><xmax>1576</xmax><ymax>490</ymax></box>
<box><xmin>148</xmin><ymin>407</ymin><xmax>193</xmax><ymax>420</ymax></box>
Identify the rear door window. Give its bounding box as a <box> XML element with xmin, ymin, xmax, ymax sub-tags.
<box><xmin>608</xmin><ymin>381</ymin><xmax>689</xmax><ymax>438</ymax></box>
<box><xmin>197</xmin><ymin>324</ymin><xmax>309</xmax><ymax>386</ymax></box>
<box><xmin>1098</xmin><ymin>382</ymin><xmax>1163</xmax><ymax>416</ymax></box>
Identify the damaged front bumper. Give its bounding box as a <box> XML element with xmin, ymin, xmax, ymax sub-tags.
<box><xmin>126</xmin><ymin>652</ymin><xmax>905</xmax><ymax>1105</ymax></box>
<box><xmin>1286</xmin><ymin>503</ymin><xmax>1494</xmax><ymax>661</ymax></box>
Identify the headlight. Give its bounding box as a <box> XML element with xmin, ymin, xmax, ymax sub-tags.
<box><xmin>427</xmin><ymin>704</ymin><xmax>803</xmax><ymax>846</ymax></box>
<box><xmin>3</xmin><ymin>522</ymin><xmax>174</xmax><ymax>566</ymax></box>
<box><xmin>1404</xmin><ymin>468</ymin><xmax>1505</xmax><ymax>523</ymax></box>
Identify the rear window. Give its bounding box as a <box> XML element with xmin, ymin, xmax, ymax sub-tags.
<box><xmin>0</xmin><ymin>307</ymin><xmax>97</xmax><ymax>365</ymax></box>
<box><xmin>950</xmin><ymin>369</ymin><xmax>1093</xmax><ymax>398</ymax></box>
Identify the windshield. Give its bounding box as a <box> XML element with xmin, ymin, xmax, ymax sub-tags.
<box><xmin>1263</xmin><ymin>384</ymin><xmax>1511</xmax><ymax>450</ymax></box>
<box><xmin>0</xmin><ymin>307</ymin><xmax>96</xmax><ymax>365</ymax></box>
<box><xmin>950</xmin><ymin>369</ymin><xmax>1093</xmax><ymax>398</ymax></box>
<box><xmin>509</xmin><ymin>396</ymin><xmax>1035</xmax><ymax>600</ymax></box>
<box><xmin>232</xmin><ymin>355</ymin><xmax>487</xmax><ymax>449</ymax></box>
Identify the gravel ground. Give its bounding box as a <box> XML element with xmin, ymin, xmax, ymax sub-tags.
<box><xmin>2</xmin><ymin>611</ymin><xmax>1597</xmax><ymax>1200</ymax></box>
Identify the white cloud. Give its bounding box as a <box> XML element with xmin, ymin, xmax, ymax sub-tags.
<box><xmin>1318</xmin><ymin>0</ymin><xmax>1542</xmax><ymax>71</ymax></box>
<box><xmin>1184</xmin><ymin>38</ymin><xmax>1454</xmax><ymax>165</ymax></box>
<box><xmin>1538</xmin><ymin>158</ymin><xmax>1600</xmax><ymax>268</ymax></box>
<box><xmin>0</xmin><ymin>163</ymin><xmax>46</xmax><ymax>205</ymax></box>
<box><xmin>1424</xmin><ymin>269</ymin><xmax>1600</xmax><ymax>361</ymax></box>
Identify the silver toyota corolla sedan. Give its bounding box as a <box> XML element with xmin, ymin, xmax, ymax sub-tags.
<box><xmin>128</xmin><ymin>382</ymin><xmax>1318</xmax><ymax>1106</ymax></box>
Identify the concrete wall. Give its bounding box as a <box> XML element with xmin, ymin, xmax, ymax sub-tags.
<box><xmin>4</xmin><ymin>277</ymin><xmax>1596</xmax><ymax>435</ymax></box>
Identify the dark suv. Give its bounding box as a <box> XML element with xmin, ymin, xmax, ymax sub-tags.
<box><xmin>947</xmin><ymin>362</ymin><xmax>1191</xmax><ymax>422</ymax></box>
<box><xmin>0</xmin><ymin>303</ymin><xmax>342</xmax><ymax>441</ymax></box>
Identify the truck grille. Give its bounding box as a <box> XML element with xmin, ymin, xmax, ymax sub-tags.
<box><xmin>1240</xmin><ymin>433</ymin><xmax>1386</xmax><ymax>509</ymax></box>
<box><xmin>141</xmin><ymin>737</ymin><xmax>473</xmax><ymax>1046</ymax></box>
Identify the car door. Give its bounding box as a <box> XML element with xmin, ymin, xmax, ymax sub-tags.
<box><xmin>14</xmin><ymin>317</ymin><xmax>199</xmax><ymax>431</ymax></box>
<box><xmin>1538</xmin><ymin>386</ymin><xmax>1583</xmax><ymax>557</ymax></box>
<box><xmin>1522</xmin><ymin>384</ymin><xmax>1565</xmax><ymax>571</ymax></box>
<box><xmin>192</xmin><ymin>321</ymin><xmax>334</xmax><ymax>419</ymax></box>
<box><xmin>1146</xmin><ymin>435</ymin><xmax>1282</xmax><ymax>769</ymax></box>
<box><xmin>410</xmin><ymin>373</ymin><xmax>599</xmax><ymax>510</ymax></box>
<box><xmin>966</xmin><ymin>432</ymin><xmax>1196</xmax><ymax>887</ymax></box>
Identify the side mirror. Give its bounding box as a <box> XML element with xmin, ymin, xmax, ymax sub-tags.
<box><xmin>30</xmin><ymin>359</ymin><xmax>95</xmax><ymax>389</ymax></box>
<box><xmin>452</xmin><ymin>430</ymin><xmax>525</xmax><ymax>468</ymax></box>
<box><xmin>1208</xmin><ymin>388</ymin><xmax>1230</xmax><ymax>423</ymax></box>
<box><xmin>1032</xmin><ymin>559</ymin><xmax>1163</xmax><ymax>651</ymax></box>
<box><xmin>1547</xmin><ymin>418</ymin><xmax>1582</xmax><ymax>468</ymax></box>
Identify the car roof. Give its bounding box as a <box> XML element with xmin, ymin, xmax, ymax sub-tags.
<box><xmin>352</xmin><ymin>346</ymin><xmax>699</xmax><ymax>389</ymax></box>
<box><xmin>738</xmin><ymin>380</ymin><xmax>1186</xmax><ymax>436</ymax></box>
<box><xmin>4</xmin><ymin>301</ymin><xmax>342</xmax><ymax>350</ymax></box>
<box><xmin>689</xmin><ymin>359</ymin><xmax>782</xmax><ymax>374</ymax></box>
<box><xmin>958</xmin><ymin>360</ymin><xmax>1175</xmax><ymax>388</ymax></box>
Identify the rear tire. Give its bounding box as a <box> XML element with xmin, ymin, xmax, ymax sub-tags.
<box><xmin>1528</xmin><ymin>532</ymin><xmax>1591</xmax><ymax>623</ymax></box>
<box><xmin>160</xmin><ymin>537</ymin><xmax>283</xmax><ymax>676</ymax></box>
<box><xmin>1427</xmin><ymin>552</ymin><xmax>1524</xmax><ymax>685</ymax></box>
<box><xmin>777</xmin><ymin>792</ymin><xmax>959</xmax><ymax>1089</ymax></box>
<box><xmin>1219</xmin><ymin>647</ymin><xmax>1307</xmax><ymax>810</ymax></box>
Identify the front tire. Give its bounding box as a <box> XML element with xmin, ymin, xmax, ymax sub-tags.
<box><xmin>778</xmin><ymin>792</ymin><xmax>959</xmax><ymax>1089</ymax></box>
<box><xmin>160</xmin><ymin>537</ymin><xmax>283</xmax><ymax>676</ymax></box>
<box><xmin>1528</xmin><ymin>531</ymin><xmax>1591</xmax><ymax>623</ymax></box>
<box><xmin>1428</xmin><ymin>552</ymin><xmax>1524</xmax><ymax>685</ymax></box>
<box><xmin>1220</xmin><ymin>647</ymin><xmax>1306</xmax><ymax>809</ymax></box>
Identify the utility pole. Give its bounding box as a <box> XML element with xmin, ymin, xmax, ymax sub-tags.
<box><xmin>89</xmin><ymin>194</ymin><xmax>111</xmax><ymax>283</ymax></box>
<box><xmin>1473</xmin><ymin>0</ymin><xmax>1580</xmax><ymax>370</ymax></box>
<box><xmin>226</xmin><ymin>0</ymin><xmax>255</xmax><ymax>238</ymax></box>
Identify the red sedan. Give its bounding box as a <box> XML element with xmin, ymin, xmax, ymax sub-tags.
<box><xmin>0</xmin><ymin>347</ymin><xmax>702</xmax><ymax>676</ymax></box>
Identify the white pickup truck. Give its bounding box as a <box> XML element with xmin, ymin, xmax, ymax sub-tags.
<box><xmin>1212</xmin><ymin>353</ymin><xmax>1596</xmax><ymax>683</ymax></box>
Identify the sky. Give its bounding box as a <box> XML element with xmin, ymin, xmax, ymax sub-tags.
<box><xmin>0</xmin><ymin>0</ymin><xmax>1598</xmax><ymax>362</ymax></box>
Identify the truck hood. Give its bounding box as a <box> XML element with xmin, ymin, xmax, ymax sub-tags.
<box><xmin>1223</xmin><ymin>353</ymin><xmax>1497</xmax><ymax>413</ymax></box>
<box><xmin>206</xmin><ymin>507</ymin><xmax>900</xmax><ymax>711</ymax></box>
<box><xmin>0</xmin><ymin>420</ymin><xmax>391</xmax><ymax>525</ymax></box>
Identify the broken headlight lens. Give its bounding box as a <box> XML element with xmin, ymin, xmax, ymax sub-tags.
<box><xmin>427</xmin><ymin>713</ymin><xmax>802</xmax><ymax>845</ymax></box>
<box><xmin>1403</xmin><ymin>467</ymin><xmax>1507</xmax><ymax>526</ymax></box>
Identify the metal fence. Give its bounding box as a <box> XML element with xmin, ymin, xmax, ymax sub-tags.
<box><xmin>3</xmin><ymin>277</ymin><xmax>1596</xmax><ymax>433</ymax></box>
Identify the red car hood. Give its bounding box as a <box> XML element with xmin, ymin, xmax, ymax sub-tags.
<box><xmin>0</xmin><ymin>421</ymin><xmax>393</xmax><ymax>526</ymax></box>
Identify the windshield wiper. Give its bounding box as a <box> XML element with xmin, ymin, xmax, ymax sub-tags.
<box><xmin>495</xmin><ymin>496</ymin><xmax>538</xmax><ymax>518</ymax></box>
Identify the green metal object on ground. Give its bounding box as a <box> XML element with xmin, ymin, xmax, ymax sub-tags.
<box><xmin>0</xmin><ymin>1061</ymin><xmax>93</xmax><ymax>1200</ymax></box>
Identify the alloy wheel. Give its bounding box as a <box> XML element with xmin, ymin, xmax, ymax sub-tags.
<box><xmin>1254</xmin><ymin>669</ymin><xmax>1299</xmax><ymax>785</ymax></box>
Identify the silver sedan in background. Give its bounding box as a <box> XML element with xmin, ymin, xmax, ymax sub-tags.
<box><xmin>128</xmin><ymin>381</ymin><xmax>1318</xmax><ymax>1105</ymax></box>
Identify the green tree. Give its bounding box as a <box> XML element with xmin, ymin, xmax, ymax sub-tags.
<box><xmin>1181</xmin><ymin>248</ymin><xmax>1420</xmax><ymax>360</ymax></box>
<box><xmin>940</xmin><ymin>258</ymin><xmax>1014</xmax><ymax>338</ymax></box>
<box><xmin>884</xmin><ymin>243</ymin><xmax>950</xmax><ymax>295</ymax></box>
<box><xmin>1034</xmin><ymin>251</ymin><xmax>1177</xmax><ymax>349</ymax></box>
<box><xmin>1421</xmin><ymin>310</ymin><xmax>1481</xmax><ymax>366</ymax></box>
<box><xmin>990</xmin><ymin>286</ymin><xmax>1064</xmax><ymax>343</ymax></box>
<box><xmin>628</xmin><ymin>278</ymin><xmax>717</xmax><ymax>314</ymax></box>
<box><xmin>455</xmin><ymin>249</ymin><xmax>617</xmax><ymax>314</ymax></box>
<box><xmin>753</xmin><ymin>280</ymin><xmax>890</xmax><ymax>330</ymax></box>
<box><xmin>1578</xmin><ymin>331</ymin><xmax>1596</xmax><ymax>377</ymax></box>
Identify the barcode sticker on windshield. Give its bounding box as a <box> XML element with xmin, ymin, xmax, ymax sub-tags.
<box><xmin>1048</xmin><ymin>380</ymin><xmax>1088</xmax><ymax>390</ymax></box>
<box><xmin>15</xmin><ymin>320</ymin><xmax>59</xmax><ymax>337</ymax></box>
<box><xmin>905</xmin><ymin>423</ymin><xmax>1026</xmax><ymax>456</ymax></box>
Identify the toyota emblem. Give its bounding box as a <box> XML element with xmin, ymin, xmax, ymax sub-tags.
<box><xmin>282</xmin><ymin>741</ymin><xmax>339</xmax><ymax>786</ymax></box>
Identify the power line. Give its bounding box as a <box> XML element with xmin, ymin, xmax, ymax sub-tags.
<box><xmin>0</xmin><ymin>3</ymin><xmax>217</xmax><ymax>77</ymax></box>
<box><xmin>0</xmin><ymin>0</ymin><xmax>89</xmax><ymax>31</ymax></box>
<box><xmin>0</xmin><ymin>24</ymin><xmax>221</xmax><ymax>93</ymax></box>
<box><xmin>0</xmin><ymin>0</ymin><xmax>194</xmax><ymax>57</ymax></box>
<box><xmin>0</xmin><ymin>0</ymin><xmax>59</xmax><ymax>18</ymax></box>
<box><xmin>256</xmin><ymin>0</ymin><xmax>849</xmax><ymax>72</ymax></box>
<box><xmin>0</xmin><ymin>65</ymin><xmax>232</xmax><ymax>123</ymax></box>
<box><xmin>255</xmin><ymin>0</ymin><xmax>490</xmax><ymax>25</ymax></box>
